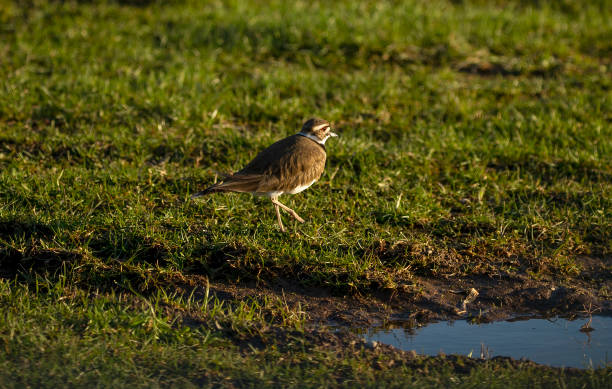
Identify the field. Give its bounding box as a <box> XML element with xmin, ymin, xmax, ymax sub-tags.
<box><xmin>1</xmin><ymin>0</ymin><xmax>611</xmax><ymax>387</ymax></box>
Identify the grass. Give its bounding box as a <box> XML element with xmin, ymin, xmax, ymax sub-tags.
<box><xmin>0</xmin><ymin>0</ymin><xmax>611</xmax><ymax>386</ymax></box>
<box><xmin>1</xmin><ymin>278</ymin><xmax>610</xmax><ymax>388</ymax></box>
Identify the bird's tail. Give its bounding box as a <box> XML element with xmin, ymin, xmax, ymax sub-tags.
<box><xmin>191</xmin><ymin>173</ymin><xmax>262</xmax><ymax>199</ymax></box>
<box><xmin>190</xmin><ymin>184</ymin><xmax>223</xmax><ymax>199</ymax></box>
<box><xmin>191</xmin><ymin>171</ymin><xmax>235</xmax><ymax>199</ymax></box>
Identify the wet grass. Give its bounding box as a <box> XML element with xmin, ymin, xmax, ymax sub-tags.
<box><xmin>1</xmin><ymin>0</ymin><xmax>611</xmax><ymax>386</ymax></box>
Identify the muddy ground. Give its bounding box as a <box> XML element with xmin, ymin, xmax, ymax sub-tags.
<box><xmin>167</xmin><ymin>254</ymin><xmax>611</xmax><ymax>376</ymax></box>
<box><xmin>176</xmin><ymin>255</ymin><xmax>611</xmax><ymax>327</ymax></box>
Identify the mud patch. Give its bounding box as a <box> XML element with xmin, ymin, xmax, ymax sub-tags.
<box><xmin>172</xmin><ymin>256</ymin><xmax>611</xmax><ymax>327</ymax></box>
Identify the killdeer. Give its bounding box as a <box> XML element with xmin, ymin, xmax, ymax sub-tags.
<box><xmin>191</xmin><ymin>118</ymin><xmax>338</xmax><ymax>232</ymax></box>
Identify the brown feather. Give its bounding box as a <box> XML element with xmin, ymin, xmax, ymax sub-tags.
<box><xmin>192</xmin><ymin>134</ymin><xmax>327</xmax><ymax>198</ymax></box>
<box><xmin>235</xmin><ymin>134</ymin><xmax>326</xmax><ymax>194</ymax></box>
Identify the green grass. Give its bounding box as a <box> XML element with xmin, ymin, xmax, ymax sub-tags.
<box><xmin>1</xmin><ymin>0</ymin><xmax>611</xmax><ymax>386</ymax></box>
<box><xmin>1</xmin><ymin>278</ymin><xmax>610</xmax><ymax>388</ymax></box>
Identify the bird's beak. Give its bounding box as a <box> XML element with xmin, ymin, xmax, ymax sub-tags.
<box><xmin>329</xmin><ymin>131</ymin><xmax>338</xmax><ymax>137</ymax></box>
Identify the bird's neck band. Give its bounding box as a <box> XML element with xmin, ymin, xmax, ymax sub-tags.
<box><xmin>298</xmin><ymin>132</ymin><xmax>329</xmax><ymax>145</ymax></box>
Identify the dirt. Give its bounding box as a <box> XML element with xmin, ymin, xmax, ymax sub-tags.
<box><xmin>169</xmin><ymin>260</ymin><xmax>612</xmax><ymax>372</ymax></box>
<box><xmin>175</xmin><ymin>254</ymin><xmax>611</xmax><ymax>327</ymax></box>
<box><xmin>4</xmin><ymin>248</ymin><xmax>610</xmax><ymax>372</ymax></box>
<box><xmin>4</xmin><ymin>242</ymin><xmax>609</xmax><ymax>327</ymax></box>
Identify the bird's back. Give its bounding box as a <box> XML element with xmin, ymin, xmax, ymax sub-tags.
<box><xmin>235</xmin><ymin>134</ymin><xmax>327</xmax><ymax>194</ymax></box>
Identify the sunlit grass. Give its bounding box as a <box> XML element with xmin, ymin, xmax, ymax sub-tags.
<box><xmin>0</xmin><ymin>0</ymin><xmax>611</xmax><ymax>386</ymax></box>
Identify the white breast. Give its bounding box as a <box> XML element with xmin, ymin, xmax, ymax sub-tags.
<box><xmin>287</xmin><ymin>179</ymin><xmax>316</xmax><ymax>194</ymax></box>
<box><xmin>262</xmin><ymin>191</ymin><xmax>284</xmax><ymax>198</ymax></box>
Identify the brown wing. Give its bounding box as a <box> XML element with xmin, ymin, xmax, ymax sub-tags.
<box><xmin>236</xmin><ymin>134</ymin><xmax>326</xmax><ymax>194</ymax></box>
<box><xmin>199</xmin><ymin>134</ymin><xmax>326</xmax><ymax>195</ymax></box>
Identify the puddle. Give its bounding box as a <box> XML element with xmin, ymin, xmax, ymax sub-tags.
<box><xmin>362</xmin><ymin>316</ymin><xmax>612</xmax><ymax>369</ymax></box>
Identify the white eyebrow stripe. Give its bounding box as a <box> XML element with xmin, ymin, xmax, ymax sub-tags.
<box><xmin>313</xmin><ymin>123</ymin><xmax>329</xmax><ymax>131</ymax></box>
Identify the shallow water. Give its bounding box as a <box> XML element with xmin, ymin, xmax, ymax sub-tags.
<box><xmin>363</xmin><ymin>316</ymin><xmax>612</xmax><ymax>368</ymax></box>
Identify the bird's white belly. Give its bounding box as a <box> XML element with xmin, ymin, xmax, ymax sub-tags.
<box><xmin>287</xmin><ymin>179</ymin><xmax>316</xmax><ymax>194</ymax></box>
<box><xmin>262</xmin><ymin>191</ymin><xmax>284</xmax><ymax>198</ymax></box>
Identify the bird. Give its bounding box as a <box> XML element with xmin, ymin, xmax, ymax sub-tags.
<box><xmin>191</xmin><ymin>118</ymin><xmax>338</xmax><ymax>232</ymax></box>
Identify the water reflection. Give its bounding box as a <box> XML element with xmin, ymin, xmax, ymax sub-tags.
<box><xmin>363</xmin><ymin>316</ymin><xmax>611</xmax><ymax>368</ymax></box>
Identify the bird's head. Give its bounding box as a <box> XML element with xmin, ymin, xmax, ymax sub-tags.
<box><xmin>300</xmin><ymin>118</ymin><xmax>338</xmax><ymax>144</ymax></box>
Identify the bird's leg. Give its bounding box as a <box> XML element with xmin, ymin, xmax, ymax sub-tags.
<box><xmin>271</xmin><ymin>198</ymin><xmax>305</xmax><ymax>223</ymax></box>
<box><xmin>273</xmin><ymin>202</ymin><xmax>285</xmax><ymax>232</ymax></box>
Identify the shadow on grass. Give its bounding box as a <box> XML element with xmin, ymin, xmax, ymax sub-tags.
<box><xmin>486</xmin><ymin>157</ymin><xmax>612</xmax><ymax>184</ymax></box>
<box><xmin>0</xmin><ymin>219</ymin><xmax>54</xmax><ymax>240</ymax></box>
<box><xmin>0</xmin><ymin>219</ymin><xmax>81</xmax><ymax>279</ymax></box>
<box><xmin>148</xmin><ymin>18</ymin><xmax>575</xmax><ymax>76</ymax></box>
<box><xmin>0</xmin><ymin>217</ymin><xmax>257</xmax><ymax>296</ymax></box>
<box><xmin>0</xmin><ymin>219</ymin><xmax>170</xmax><ymax>295</ymax></box>
<box><xmin>43</xmin><ymin>0</ymin><xmax>159</xmax><ymax>6</ymax></box>
<box><xmin>87</xmin><ymin>230</ymin><xmax>170</xmax><ymax>267</ymax></box>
